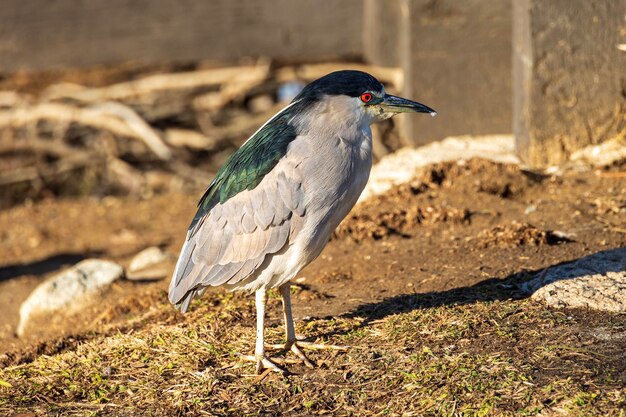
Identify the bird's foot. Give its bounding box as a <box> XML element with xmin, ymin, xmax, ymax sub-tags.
<box><xmin>239</xmin><ymin>354</ymin><xmax>289</xmax><ymax>376</ymax></box>
<box><xmin>265</xmin><ymin>340</ymin><xmax>349</xmax><ymax>368</ymax></box>
<box><xmin>266</xmin><ymin>339</ymin><xmax>350</xmax><ymax>352</ymax></box>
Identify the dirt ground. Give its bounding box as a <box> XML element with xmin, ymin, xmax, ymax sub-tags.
<box><xmin>1</xmin><ymin>158</ymin><xmax>625</xmax><ymax>416</ymax></box>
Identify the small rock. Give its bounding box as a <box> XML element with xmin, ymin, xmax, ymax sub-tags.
<box><xmin>129</xmin><ymin>246</ymin><xmax>168</xmax><ymax>271</ymax></box>
<box><xmin>520</xmin><ymin>248</ymin><xmax>626</xmax><ymax>312</ymax></box>
<box><xmin>589</xmin><ymin>327</ymin><xmax>626</xmax><ymax>341</ymax></box>
<box><xmin>551</xmin><ymin>230</ymin><xmax>575</xmax><ymax>240</ymax></box>
<box><xmin>126</xmin><ymin>246</ymin><xmax>170</xmax><ymax>281</ymax></box>
<box><xmin>524</xmin><ymin>205</ymin><xmax>537</xmax><ymax>214</ymax></box>
<box><xmin>17</xmin><ymin>259</ymin><xmax>123</xmax><ymax>337</ymax></box>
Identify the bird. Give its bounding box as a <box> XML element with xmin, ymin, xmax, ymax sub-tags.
<box><xmin>168</xmin><ymin>70</ymin><xmax>436</xmax><ymax>374</ymax></box>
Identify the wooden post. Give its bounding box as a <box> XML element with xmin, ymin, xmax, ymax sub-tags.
<box><xmin>514</xmin><ymin>0</ymin><xmax>626</xmax><ymax>167</ymax></box>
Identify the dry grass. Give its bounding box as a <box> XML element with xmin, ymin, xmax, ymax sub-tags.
<box><xmin>1</xmin><ymin>287</ymin><xmax>625</xmax><ymax>416</ymax></box>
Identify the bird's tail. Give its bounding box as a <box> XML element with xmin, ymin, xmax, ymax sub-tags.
<box><xmin>168</xmin><ymin>232</ymin><xmax>197</xmax><ymax>311</ymax></box>
<box><xmin>177</xmin><ymin>290</ymin><xmax>195</xmax><ymax>313</ymax></box>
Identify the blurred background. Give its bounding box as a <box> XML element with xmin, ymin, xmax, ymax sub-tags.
<box><xmin>0</xmin><ymin>0</ymin><xmax>623</xmax><ymax>207</ymax></box>
<box><xmin>0</xmin><ymin>1</ymin><xmax>624</xmax><ymax>348</ymax></box>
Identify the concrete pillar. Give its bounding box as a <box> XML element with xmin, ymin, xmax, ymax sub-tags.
<box><xmin>514</xmin><ymin>0</ymin><xmax>626</xmax><ymax>167</ymax></box>
<box><xmin>365</xmin><ymin>0</ymin><xmax>513</xmax><ymax>146</ymax></box>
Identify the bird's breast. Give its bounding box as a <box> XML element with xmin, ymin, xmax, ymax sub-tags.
<box><xmin>289</xmin><ymin>127</ymin><xmax>371</xmax><ymax>247</ymax></box>
<box><xmin>300</xmin><ymin>126</ymin><xmax>371</xmax><ymax>200</ymax></box>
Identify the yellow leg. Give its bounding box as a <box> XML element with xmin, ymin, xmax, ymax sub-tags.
<box><xmin>240</xmin><ymin>288</ymin><xmax>286</xmax><ymax>375</ymax></box>
<box><xmin>264</xmin><ymin>283</ymin><xmax>348</xmax><ymax>365</ymax></box>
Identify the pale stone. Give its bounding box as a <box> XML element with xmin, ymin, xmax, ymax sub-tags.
<box><xmin>361</xmin><ymin>134</ymin><xmax>518</xmax><ymax>203</ymax></box>
<box><xmin>17</xmin><ymin>259</ymin><xmax>123</xmax><ymax>337</ymax></box>
<box><xmin>126</xmin><ymin>246</ymin><xmax>170</xmax><ymax>281</ymax></box>
<box><xmin>521</xmin><ymin>248</ymin><xmax>626</xmax><ymax>313</ymax></box>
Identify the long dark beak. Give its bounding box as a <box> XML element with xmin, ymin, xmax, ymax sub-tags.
<box><xmin>381</xmin><ymin>94</ymin><xmax>437</xmax><ymax>116</ymax></box>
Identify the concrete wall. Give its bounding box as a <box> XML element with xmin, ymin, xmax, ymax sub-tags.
<box><xmin>365</xmin><ymin>0</ymin><xmax>513</xmax><ymax>147</ymax></box>
<box><xmin>514</xmin><ymin>0</ymin><xmax>626</xmax><ymax>167</ymax></box>
<box><xmin>0</xmin><ymin>0</ymin><xmax>363</xmax><ymax>72</ymax></box>
<box><xmin>363</xmin><ymin>0</ymin><xmax>402</xmax><ymax>67</ymax></box>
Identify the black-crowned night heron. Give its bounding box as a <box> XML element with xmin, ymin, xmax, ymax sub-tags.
<box><xmin>169</xmin><ymin>70</ymin><xmax>436</xmax><ymax>374</ymax></box>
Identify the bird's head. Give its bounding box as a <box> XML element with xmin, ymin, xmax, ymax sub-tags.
<box><xmin>292</xmin><ymin>70</ymin><xmax>436</xmax><ymax>126</ymax></box>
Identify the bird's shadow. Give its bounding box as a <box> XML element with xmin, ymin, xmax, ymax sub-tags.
<box><xmin>321</xmin><ymin>247</ymin><xmax>625</xmax><ymax>334</ymax></box>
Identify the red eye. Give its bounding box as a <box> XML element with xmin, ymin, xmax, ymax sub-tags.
<box><xmin>360</xmin><ymin>93</ymin><xmax>373</xmax><ymax>103</ymax></box>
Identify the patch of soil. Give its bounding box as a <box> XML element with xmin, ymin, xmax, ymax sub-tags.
<box><xmin>335</xmin><ymin>159</ymin><xmax>543</xmax><ymax>242</ymax></box>
<box><xmin>416</xmin><ymin>158</ymin><xmax>544</xmax><ymax>198</ymax></box>
<box><xmin>0</xmin><ymin>158</ymin><xmax>625</xmax><ymax>356</ymax></box>
<box><xmin>477</xmin><ymin>221</ymin><xmax>571</xmax><ymax>248</ymax></box>
<box><xmin>334</xmin><ymin>199</ymin><xmax>471</xmax><ymax>241</ymax></box>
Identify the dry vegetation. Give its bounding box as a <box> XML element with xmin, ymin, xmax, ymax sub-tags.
<box><xmin>1</xmin><ymin>284</ymin><xmax>624</xmax><ymax>416</ymax></box>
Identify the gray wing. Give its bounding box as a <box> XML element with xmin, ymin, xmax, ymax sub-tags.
<box><xmin>168</xmin><ymin>157</ymin><xmax>306</xmax><ymax>311</ymax></box>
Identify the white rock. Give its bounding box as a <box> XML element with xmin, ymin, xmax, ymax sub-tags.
<box><xmin>361</xmin><ymin>134</ymin><xmax>518</xmax><ymax>202</ymax></box>
<box><xmin>126</xmin><ymin>246</ymin><xmax>170</xmax><ymax>281</ymax></box>
<box><xmin>129</xmin><ymin>246</ymin><xmax>167</xmax><ymax>271</ymax></box>
<box><xmin>17</xmin><ymin>259</ymin><xmax>123</xmax><ymax>337</ymax></box>
<box><xmin>521</xmin><ymin>248</ymin><xmax>626</xmax><ymax>312</ymax></box>
<box><xmin>569</xmin><ymin>136</ymin><xmax>626</xmax><ymax>168</ymax></box>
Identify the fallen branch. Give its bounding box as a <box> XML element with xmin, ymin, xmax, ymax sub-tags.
<box><xmin>0</xmin><ymin>102</ymin><xmax>171</xmax><ymax>160</ymax></box>
<box><xmin>193</xmin><ymin>62</ymin><xmax>271</xmax><ymax>112</ymax></box>
<box><xmin>168</xmin><ymin>160</ymin><xmax>214</xmax><ymax>186</ymax></box>
<box><xmin>43</xmin><ymin>64</ymin><xmax>269</xmax><ymax>103</ymax></box>
<box><xmin>197</xmin><ymin>103</ymin><xmax>284</xmax><ymax>143</ymax></box>
<box><xmin>164</xmin><ymin>128</ymin><xmax>219</xmax><ymax>151</ymax></box>
<box><xmin>0</xmin><ymin>150</ymin><xmax>100</xmax><ymax>187</ymax></box>
<box><xmin>0</xmin><ymin>91</ymin><xmax>33</xmax><ymax>109</ymax></box>
<box><xmin>0</xmin><ymin>141</ymin><xmax>147</xmax><ymax>196</ymax></box>
<box><xmin>89</xmin><ymin>102</ymin><xmax>172</xmax><ymax>160</ymax></box>
<box><xmin>41</xmin><ymin>82</ymin><xmax>88</xmax><ymax>100</ymax></box>
<box><xmin>106</xmin><ymin>157</ymin><xmax>145</xmax><ymax>194</ymax></box>
<box><xmin>0</xmin><ymin>137</ymin><xmax>80</xmax><ymax>158</ymax></box>
<box><xmin>596</xmin><ymin>171</ymin><xmax>626</xmax><ymax>178</ymax></box>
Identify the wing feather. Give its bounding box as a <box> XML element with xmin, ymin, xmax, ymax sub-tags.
<box><xmin>207</xmin><ymin>262</ymin><xmax>245</xmax><ymax>286</ymax></box>
<box><xmin>196</xmin><ymin>220</ymin><xmax>223</xmax><ymax>265</ymax></box>
<box><xmin>252</xmin><ymin>192</ymin><xmax>273</xmax><ymax>230</ymax></box>
<box><xmin>168</xmin><ymin>157</ymin><xmax>306</xmax><ymax>307</ymax></box>
<box><xmin>241</xmin><ymin>195</ymin><xmax>257</xmax><ymax>234</ymax></box>
<box><xmin>226</xmin><ymin>256</ymin><xmax>265</xmax><ymax>285</ymax></box>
